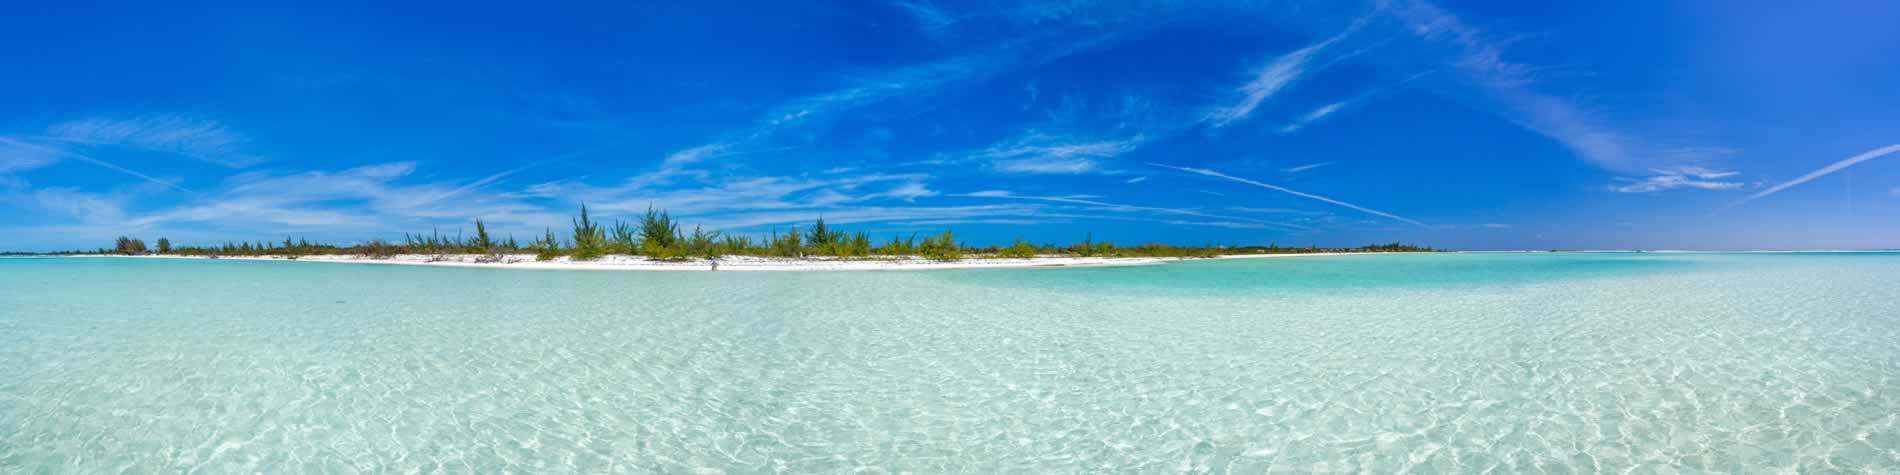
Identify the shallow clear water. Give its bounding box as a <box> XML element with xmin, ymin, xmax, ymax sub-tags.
<box><xmin>2</xmin><ymin>253</ymin><xmax>1897</xmax><ymax>472</ymax></box>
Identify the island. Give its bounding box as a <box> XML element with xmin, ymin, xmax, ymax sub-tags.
<box><xmin>48</xmin><ymin>205</ymin><xmax>1436</xmax><ymax>271</ymax></box>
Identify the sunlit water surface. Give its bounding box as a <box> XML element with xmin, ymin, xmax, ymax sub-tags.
<box><xmin>2</xmin><ymin>253</ymin><xmax>1897</xmax><ymax>472</ymax></box>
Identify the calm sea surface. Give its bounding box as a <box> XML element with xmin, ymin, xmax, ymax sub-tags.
<box><xmin>2</xmin><ymin>253</ymin><xmax>1897</xmax><ymax>472</ymax></box>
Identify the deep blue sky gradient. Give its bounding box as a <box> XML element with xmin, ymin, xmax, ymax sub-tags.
<box><xmin>4</xmin><ymin>1</ymin><xmax>1898</xmax><ymax>251</ymax></box>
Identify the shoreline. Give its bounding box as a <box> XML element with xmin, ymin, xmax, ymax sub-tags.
<box><xmin>78</xmin><ymin>252</ymin><xmax>1387</xmax><ymax>272</ymax></box>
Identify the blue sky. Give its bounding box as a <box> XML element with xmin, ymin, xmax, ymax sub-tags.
<box><xmin>3</xmin><ymin>1</ymin><xmax>1898</xmax><ymax>251</ymax></box>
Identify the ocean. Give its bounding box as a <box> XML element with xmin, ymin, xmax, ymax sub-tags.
<box><xmin>2</xmin><ymin>253</ymin><xmax>1896</xmax><ymax>472</ymax></box>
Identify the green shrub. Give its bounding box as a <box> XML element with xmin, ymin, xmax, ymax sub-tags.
<box><xmin>720</xmin><ymin>235</ymin><xmax>756</xmax><ymax>256</ymax></box>
<box><xmin>919</xmin><ymin>230</ymin><xmax>962</xmax><ymax>261</ymax></box>
<box><xmin>806</xmin><ymin>217</ymin><xmax>836</xmax><ymax>252</ymax></box>
<box><xmin>845</xmin><ymin>231</ymin><xmax>872</xmax><ymax>257</ymax></box>
<box><xmin>638</xmin><ymin>205</ymin><xmax>678</xmax><ymax>255</ymax></box>
<box><xmin>363</xmin><ymin>239</ymin><xmax>400</xmax><ymax>259</ymax></box>
<box><xmin>610</xmin><ymin>220</ymin><xmax>638</xmax><ymax>255</ymax></box>
<box><xmin>997</xmin><ymin>237</ymin><xmax>1037</xmax><ymax>259</ymax></box>
<box><xmin>570</xmin><ymin>204</ymin><xmax>607</xmax><ymax>260</ymax></box>
<box><xmin>641</xmin><ymin>237</ymin><xmax>677</xmax><ymax>259</ymax></box>
<box><xmin>770</xmin><ymin>227</ymin><xmax>803</xmax><ymax>257</ymax></box>
<box><xmin>877</xmin><ymin>233</ymin><xmax>916</xmax><ymax>255</ymax></box>
<box><xmin>684</xmin><ymin>225</ymin><xmax>721</xmax><ymax>259</ymax></box>
<box><xmin>532</xmin><ymin>227</ymin><xmax>565</xmax><ymax>261</ymax></box>
<box><xmin>469</xmin><ymin>219</ymin><xmax>495</xmax><ymax>253</ymax></box>
<box><xmin>114</xmin><ymin>236</ymin><xmax>149</xmax><ymax>255</ymax></box>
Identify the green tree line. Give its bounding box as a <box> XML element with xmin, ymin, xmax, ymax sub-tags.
<box><xmin>89</xmin><ymin>205</ymin><xmax>1436</xmax><ymax>260</ymax></box>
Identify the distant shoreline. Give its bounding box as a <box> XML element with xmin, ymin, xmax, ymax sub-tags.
<box><xmin>69</xmin><ymin>252</ymin><xmax>1388</xmax><ymax>272</ymax></box>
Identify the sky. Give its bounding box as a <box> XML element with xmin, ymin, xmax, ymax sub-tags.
<box><xmin>3</xmin><ymin>0</ymin><xmax>1898</xmax><ymax>251</ymax></box>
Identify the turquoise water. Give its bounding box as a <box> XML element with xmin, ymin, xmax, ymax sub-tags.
<box><xmin>2</xmin><ymin>253</ymin><xmax>1897</xmax><ymax>472</ymax></box>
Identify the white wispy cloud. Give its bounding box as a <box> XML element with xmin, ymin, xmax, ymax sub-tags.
<box><xmin>1283</xmin><ymin>161</ymin><xmax>1334</xmax><ymax>173</ymax></box>
<box><xmin>1123</xmin><ymin>176</ymin><xmax>1147</xmax><ymax>184</ymax></box>
<box><xmin>806</xmin><ymin>182</ymin><xmax>937</xmax><ymax>204</ymax></box>
<box><xmin>1481</xmin><ymin>223</ymin><xmax>1512</xmax><ymax>229</ymax></box>
<box><xmin>624</xmin><ymin>144</ymin><xmax>729</xmax><ymax>189</ymax></box>
<box><xmin>892</xmin><ymin>0</ymin><xmax>956</xmax><ymax>32</ymax></box>
<box><xmin>958</xmin><ymin>189</ymin><xmax>1299</xmax><ymax>229</ymax></box>
<box><xmin>1733</xmin><ymin>143</ymin><xmax>1900</xmax><ymax>205</ymax></box>
<box><xmin>1664</xmin><ymin>166</ymin><xmax>1740</xmax><ymax>179</ymax></box>
<box><xmin>1151</xmin><ymin>163</ymin><xmax>1424</xmax><ymax>226</ymax></box>
<box><xmin>1203</xmin><ymin>20</ymin><xmax>1364</xmax><ymax>128</ymax></box>
<box><xmin>0</xmin><ymin>175</ymin><xmax>213</xmax><ymax>248</ymax></box>
<box><xmin>896</xmin><ymin>218</ymin><xmax>1055</xmax><ymax>226</ymax></box>
<box><xmin>65</xmin><ymin>151</ymin><xmax>998</xmax><ymax>244</ymax></box>
<box><xmin>563</xmin><ymin>142</ymin><xmax>803</xmax><ymax>198</ymax></box>
<box><xmin>85</xmin><ymin>159</ymin><xmax>956</xmax><ymax>244</ymax></box>
<box><xmin>1277</xmin><ymin>102</ymin><xmax>1347</xmax><ymax>134</ymax></box>
<box><xmin>43</xmin><ymin>115</ymin><xmax>260</xmax><ymax>167</ymax></box>
<box><xmin>0</xmin><ymin>137</ymin><xmax>191</xmax><ymax>193</ymax></box>
<box><xmin>125</xmin><ymin>162</ymin><xmax>560</xmax><ymax>234</ymax></box>
<box><xmin>410</xmin><ymin>153</ymin><xmax>574</xmax><ymax>210</ymax></box>
<box><xmin>1277</xmin><ymin>71</ymin><xmax>1432</xmax><ymax>134</ymax></box>
<box><xmin>995</xmin><ymin>156</ymin><xmax>1099</xmax><ymax>174</ymax></box>
<box><xmin>1160</xmin><ymin>220</ymin><xmax>1265</xmax><ymax>229</ymax></box>
<box><xmin>978</xmin><ymin>133</ymin><xmax>1145</xmax><ymax>174</ymax></box>
<box><xmin>761</xmin><ymin>56</ymin><xmax>987</xmax><ymax>130</ymax></box>
<box><xmin>0</xmin><ymin>139</ymin><xmax>60</xmax><ymax>173</ymax></box>
<box><xmin>659</xmin><ymin>24</ymin><xmax>1154</xmax><ymax>185</ymax></box>
<box><xmin>749</xmin><ymin>24</ymin><xmax>1147</xmax><ymax>138</ymax></box>
<box><xmin>1609</xmin><ymin>166</ymin><xmax>1744</xmax><ymax>193</ymax></box>
<box><xmin>2</xmin><ymin>186</ymin><xmax>130</xmax><ymax>224</ymax></box>
<box><xmin>1653</xmin><ymin>146</ymin><xmax>1742</xmax><ymax>164</ymax></box>
<box><xmin>864</xmin><ymin>182</ymin><xmax>937</xmax><ymax>202</ymax></box>
<box><xmin>966</xmin><ymin>190</ymin><xmax>1065</xmax><ymax>199</ymax></box>
<box><xmin>527</xmin><ymin>165</ymin><xmax>942</xmax><ymax>230</ymax></box>
<box><xmin>492</xmin><ymin>137</ymin><xmax>951</xmax><ymax>234</ymax></box>
<box><xmin>689</xmin><ymin>204</ymin><xmax>1045</xmax><ymax>231</ymax></box>
<box><xmin>1228</xmin><ymin>206</ymin><xmax>1329</xmax><ymax>216</ymax></box>
<box><xmin>1381</xmin><ymin>0</ymin><xmax>1664</xmax><ymax>171</ymax></box>
<box><xmin>972</xmin><ymin>90</ymin><xmax>1157</xmax><ymax>175</ymax></box>
<box><xmin>668</xmin><ymin>37</ymin><xmax>1052</xmax><ymax>166</ymax></box>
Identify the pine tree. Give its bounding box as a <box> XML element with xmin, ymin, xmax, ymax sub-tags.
<box><xmin>472</xmin><ymin>219</ymin><xmax>494</xmax><ymax>251</ymax></box>
<box><xmin>806</xmin><ymin>216</ymin><xmax>836</xmax><ymax>250</ymax></box>
<box><xmin>571</xmin><ymin>204</ymin><xmax>606</xmax><ymax>259</ymax></box>
<box><xmin>638</xmin><ymin>205</ymin><xmax>678</xmax><ymax>255</ymax></box>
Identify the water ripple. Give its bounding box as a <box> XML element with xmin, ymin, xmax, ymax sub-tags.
<box><xmin>1</xmin><ymin>254</ymin><xmax>1897</xmax><ymax>472</ymax></box>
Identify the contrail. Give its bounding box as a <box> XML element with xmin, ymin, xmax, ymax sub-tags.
<box><xmin>423</xmin><ymin>155</ymin><xmax>563</xmax><ymax>206</ymax></box>
<box><xmin>1733</xmin><ymin>143</ymin><xmax>1900</xmax><ymax>206</ymax></box>
<box><xmin>1150</xmin><ymin>163</ymin><xmax>1424</xmax><ymax>226</ymax></box>
<box><xmin>961</xmin><ymin>190</ymin><xmax>1308</xmax><ymax>230</ymax></box>
<box><xmin>0</xmin><ymin>137</ymin><xmax>192</xmax><ymax>193</ymax></box>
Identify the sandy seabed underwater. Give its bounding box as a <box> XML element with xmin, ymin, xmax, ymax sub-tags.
<box><xmin>2</xmin><ymin>252</ymin><xmax>1897</xmax><ymax>472</ymax></box>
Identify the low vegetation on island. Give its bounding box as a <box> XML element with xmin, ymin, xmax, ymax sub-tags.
<box><xmin>57</xmin><ymin>205</ymin><xmax>1434</xmax><ymax>261</ymax></box>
